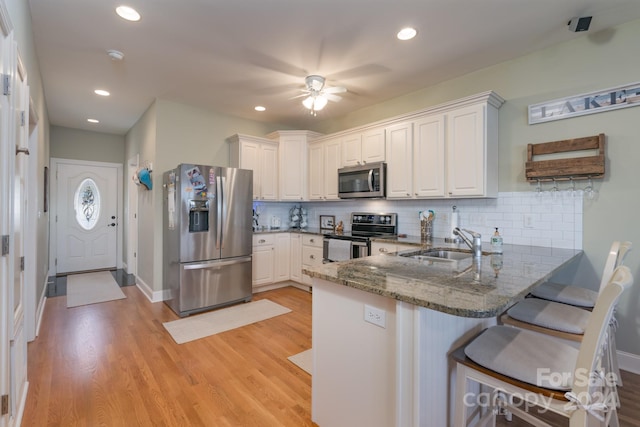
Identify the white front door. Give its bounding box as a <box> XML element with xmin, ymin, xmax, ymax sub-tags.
<box><xmin>55</xmin><ymin>161</ymin><xmax>119</xmax><ymax>273</ymax></box>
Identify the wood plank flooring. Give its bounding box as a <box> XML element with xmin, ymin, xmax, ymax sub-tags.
<box><xmin>22</xmin><ymin>283</ymin><xmax>640</xmax><ymax>426</ymax></box>
<box><xmin>23</xmin><ymin>285</ymin><xmax>315</xmax><ymax>426</ymax></box>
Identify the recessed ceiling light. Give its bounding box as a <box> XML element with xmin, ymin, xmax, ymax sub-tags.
<box><xmin>397</xmin><ymin>27</ymin><xmax>417</xmax><ymax>41</ymax></box>
<box><xmin>254</xmin><ymin>106</ymin><xmax>266</xmax><ymax>112</ymax></box>
<box><xmin>87</xmin><ymin>118</ymin><xmax>99</xmax><ymax>123</ymax></box>
<box><xmin>107</xmin><ymin>49</ymin><xmax>124</xmax><ymax>61</ymax></box>
<box><xmin>115</xmin><ymin>5</ymin><xmax>141</xmax><ymax>22</ymax></box>
<box><xmin>94</xmin><ymin>89</ymin><xmax>110</xmax><ymax>97</ymax></box>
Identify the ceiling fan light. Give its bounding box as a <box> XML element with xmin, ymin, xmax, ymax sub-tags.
<box><xmin>314</xmin><ymin>96</ymin><xmax>328</xmax><ymax>111</ymax></box>
<box><xmin>397</xmin><ymin>27</ymin><xmax>417</xmax><ymax>41</ymax></box>
<box><xmin>302</xmin><ymin>96</ymin><xmax>314</xmax><ymax>109</ymax></box>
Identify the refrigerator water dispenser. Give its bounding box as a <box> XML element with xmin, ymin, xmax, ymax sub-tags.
<box><xmin>188</xmin><ymin>199</ymin><xmax>209</xmax><ymax>232</ymax></box>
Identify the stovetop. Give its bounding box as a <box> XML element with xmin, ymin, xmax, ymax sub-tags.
<box><xmin>325</xmin><ymin>212</ymin><xmax>398</xmax><ymax>241</ymax></box>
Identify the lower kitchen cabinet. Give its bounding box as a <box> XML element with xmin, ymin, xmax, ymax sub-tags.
<box><xmin>290</xmin><ymin>234</ymin><xmax>303</xmax><ymax>282</ymax></box>
<box><xmin>252</xmin><ymin>234</ymin><xmax>275</xmax><ymax>288</ymax></box>
<box><xmin>274</xmin><ymin>233</ymin><xmax>291</xmax><ymax>282</ymax></box>
<box><xmin>301</xmin><ymin>234</ymin><xmax>323</xmax><ymax>285</ymax></box>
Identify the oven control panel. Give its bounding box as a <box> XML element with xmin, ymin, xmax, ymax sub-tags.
<box><xmin>351</xmin><ymin>213</ymin><xmax>397</xmax><ymax>225</ymax></box>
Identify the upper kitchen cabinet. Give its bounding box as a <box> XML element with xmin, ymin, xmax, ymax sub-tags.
<box><xmin>229</xmin><ymin>134</ymin><xmax>279</xmax><ymax>201</ymax></box>
<box><xmin>446</xmin><ymin>102</ymin><xmax>497</xmax><ymax>197</ymax></box>
<box><xmin>386</xmin><ymin>91</ymin><xmax>503</xmax><ymax>199</ymax></box>
<box><xmin>385</xmin><ymin>122</ymin><xmax>414</xmax><ymax>199</ymax></box>
<box><xmin>309</xmin><ymin>137</ymin><xmax>342</xmax><ymax>201</ymax></box>
<box><xmin>268</xmin><ymin>130</ymin><xmax>323</xmax><ymax>201</ymax></box>
<box><xmin>342</xmin><ymin>127</ymin><xmax>385</xmax><ymax>167</ymax></box>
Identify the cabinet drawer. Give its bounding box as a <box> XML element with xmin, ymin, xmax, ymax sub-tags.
<box><xmin>302</xmin><ymin>234</ymin><xmax>323</xmax><ymax>247</ymax></box>
<box><xmin>302</xmin><ymin>246</ymin><xmax>323</xmax><ymax>267</ymax></box>
<box><xmin>253</xmin><ymin>234</ymin><xmax>275</xmax><ymax>246</ymax></box>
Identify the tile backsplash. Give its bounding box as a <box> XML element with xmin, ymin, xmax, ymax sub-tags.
<box><xmin>253</xmin><ymin>191</ymin><xmax>583</xmax><ymax>250</ymax></box>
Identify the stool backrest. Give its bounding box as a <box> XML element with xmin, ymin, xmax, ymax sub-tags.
<box><xmin>598</xmin><ymin>241</ymin><xmax>632</xmax><ymax>295</ymax></box>
<box><xmin>574</xmin><ymin>265</ymin><xmax>632</xmax><ymax>397</ymax></box>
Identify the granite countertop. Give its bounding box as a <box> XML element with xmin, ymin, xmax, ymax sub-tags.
<box><xmin>303</xmin><ymin>240</ymin><xmax>582</xmax><ymax>318</ymax></box>
<box><xmin>253</xmin><ymin>227</ymin><xmax>326</xmax><ymax>235</ymax></box>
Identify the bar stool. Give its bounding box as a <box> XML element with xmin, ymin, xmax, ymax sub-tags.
<box><xmin>452</xmin><ymin>265</ymin><xmax>632</xmax><ymax>427</ymax></box>
<box><xmin>530</xmin><ymin>241</ymin><xmax>632</xmax><ymax>308</ymax></box>
<box><xmin>501</xmin><ymin>241</ymin><xmax>632</xmax><ymax>386</ymax></box>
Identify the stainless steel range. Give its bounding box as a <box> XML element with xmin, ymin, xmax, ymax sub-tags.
<box><xmin>323</xmin><ymin>212</ymin><xmax>398</xmax><ymax>263</ymax></box>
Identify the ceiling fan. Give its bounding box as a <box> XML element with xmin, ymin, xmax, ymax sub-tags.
<box><xmin>298</xmin><ymin>75</ymin><xmax>347</xmax><ymax>115</ymax></box>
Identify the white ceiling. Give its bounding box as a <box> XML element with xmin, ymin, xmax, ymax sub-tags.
<box><xmin>27</xmin><ymin>0</ymin><xmax>640</xmax><ymax>135</ymax></box>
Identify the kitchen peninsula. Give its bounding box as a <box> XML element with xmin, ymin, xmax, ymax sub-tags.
<box><xmin>304</xmin><ymin>240</ymin><xmax>581</xmax><ymax>427</ymax></box>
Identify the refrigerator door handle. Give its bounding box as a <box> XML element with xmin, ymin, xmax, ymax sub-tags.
<box><xmin>216</xmin><ymin>176</ymin><xmax>223</xmax><ymax>249</ymax></box>
<box><xmin>221</xmin><ymin>176</ymin><xmax>227</xmax><ymax>248</ymax></box>
<box><xmin>183</xmin><ymin>256</ymin><xmax>252</xmax><ymax>270</ymax></box>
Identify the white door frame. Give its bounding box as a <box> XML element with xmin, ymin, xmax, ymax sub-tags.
<box><xmin>49</xmin><ymin>158</ymin><xmax>124</xmax><ymax>276</ymax></box>
<box><xmin>127</xmin><ymin>154</ymin><xmax>138</xmax><ymax>277</ymax></box>
<box><xmin>24</xmin><ymin>97</ymin><xmax>39</xmax><ymax>343</ymax></box>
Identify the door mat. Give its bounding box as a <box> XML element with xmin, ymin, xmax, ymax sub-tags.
<box><xmin>288</xmin><ymin>349</ymin><xmax>312</xmax><ymax>375</ymax></box>
<box><xmin>66</xmin><ymin>271</ymin><xmax>126</xmax><ymax>308</ymax></box>
<box><xmin>163</xmin><ymin>299</ymin><xmax>292</xmax><ymax>344</ymax></box>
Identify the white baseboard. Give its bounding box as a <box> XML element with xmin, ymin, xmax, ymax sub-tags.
<box><xmin>135</xmin><ymin>275</ymin><xmax>169</xmax><ymax>303</ymax></box>
<box><xmin>618</xmin><ymin>350</ymin><xmax>640</xmax><ymax>375</ymax></box>
<box><xmin>35</xmin><ymin>281</ymin><xmax>47</xmax><ymax>338</ymax></box>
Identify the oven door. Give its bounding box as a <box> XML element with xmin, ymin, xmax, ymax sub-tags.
<box><xmin>323</xmin><ymin>237</ymin><xmax>370</xmax><ymax>262</ymax></box>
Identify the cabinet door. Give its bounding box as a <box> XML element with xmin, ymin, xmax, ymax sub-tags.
<box><xmin>447</xmin><ymin>104</ymin><xmax>485</xmax><ymax>197</ymax></box>
<box><xmin>385</xmin><ymin>122</ymin><xmax>413</xmax><ymax>199</ymax></box>
<box><xmin>290</xmin><ymin>234</ymin><xmax>302</xmax><ymax>282</ymax></box>
<box><xmin>279</xmin><ymin>135</ymin><xmax>306</xmax><ymax>201</ymax></box>
<box><xmin>260</xmin><ymin>143</ymin><xmax>279</xmax><ymax>200</ymax></box>
<box><xmin>361</xmin><ymin>127</ymin><xmax>385</xmax><ymax>164</ymax></box>
<box><xmin>240</xmin><ymin>141</ymin><xmax>261</xmax><ymax>200</ymax></box>
<box><xmin>413</xmin><ymin>114</ymin><xmax>446</xmax><ymax>197</ymax></box>
<box><xmin>324</xmin><ymin>138</ymin><xmax>342</xmax><ymax>200</ymax></box>
<box><xmin>342</xmin><ymin>133</ymin><xmax>362</xmax><ymax>166</ymax></box>
<box><xmin>252</xmin><ymin>244</ymin><xmax>274</xmax><ymax>287</ymax></box>
<box><xmin>308</xmin><ymin>142</ymin><xmax>324</xmax><ymax>200</ymax></box>
<box><xmin>274</xmin><ymin>233</ymin><xmax>291</xmax><ymax>282</ymax></box>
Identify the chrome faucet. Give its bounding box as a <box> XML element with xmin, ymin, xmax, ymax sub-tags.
<box><xmin>453</xmin><ymin>227</ymin><xmax>483</xmax><ymax>258</ymax></box>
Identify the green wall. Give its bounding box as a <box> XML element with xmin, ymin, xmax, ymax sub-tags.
<box><xmin>50</xmin><ymin>126</ymin><xmax>125</xmax><ymax>163</ymax></box>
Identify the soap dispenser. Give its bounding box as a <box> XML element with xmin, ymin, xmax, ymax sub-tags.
<box><xmin>491</xmin><ymin>227</ymin><xmax>503</xmax><ymax>253</ymax></box>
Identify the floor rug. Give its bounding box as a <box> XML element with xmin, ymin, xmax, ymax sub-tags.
<box><xmin>288</xmin><ymin>349</ymin><xmax>312</xmax><ymax>375</ymax></box>
<box><xmin>66</xmin><ymin>271</ymin><xmax>126</xmax><ymax>308</ymax></box>
<box><xmin>163</xmin><ymin>299</ymin><xmax>292</xmax><ymax>344</ymax></box>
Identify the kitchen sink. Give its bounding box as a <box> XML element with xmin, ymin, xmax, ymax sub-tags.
<box><xmin>399</xmin><ymin>249</ymin><xmax>474</xmax><ymax>262</ymax></box>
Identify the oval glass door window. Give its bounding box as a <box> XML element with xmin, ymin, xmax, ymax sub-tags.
<box><xmin>74</xmin><ymin>178</ymin><xmax>101</xmax><ymax>230</ymax></box>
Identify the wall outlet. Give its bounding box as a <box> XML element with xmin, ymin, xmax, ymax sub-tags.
<box><xmin>364</xmin><ymin>304</ymin><xmax>386</xmax><ymax>328</ymax></box>
<box><xmin>523</xmin><ymin>214</ymin><xmax>535</xmax><ymax>228</ymax></box>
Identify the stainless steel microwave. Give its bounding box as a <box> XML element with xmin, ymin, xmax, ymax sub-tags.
<box><xmin>338</xmin><ymin>162</ymin><xmax>386</xmax><ymax>199</ymax></box>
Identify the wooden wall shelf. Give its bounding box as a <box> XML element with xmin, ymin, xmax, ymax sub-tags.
<box><xmin>525</xmin><ymin>133</ymin><xmax>605</xmax><ymax>182</ymax></box>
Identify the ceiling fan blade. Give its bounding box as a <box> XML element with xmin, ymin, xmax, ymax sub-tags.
<box><xmin>323</xmin><ymin>86</ymin><xmax>347</xmax><ymax>94</ymax></box>
<box><xmin>325</xmin><ymin>93</ymin><xmax>342</xmax><ymax>103</ymax></box>
<box><xmin>289</xmin><ymin>93</ymin><xmax>309</xmax><ymax>100</ymax></box>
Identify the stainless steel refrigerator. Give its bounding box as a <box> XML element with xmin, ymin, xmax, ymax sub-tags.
<box><xmin>163</xmin><ymin>164</ymin><xmax>253</xmax><ymax>317</ymax></box>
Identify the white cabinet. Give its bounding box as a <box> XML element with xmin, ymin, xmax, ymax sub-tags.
<box><xmin>308</xmin><ymin>142</ymin><xmax>324</xmax><ymax>200</ymax></box>
<box><xmin>274</xmin><ymin>233</ymin><xmax>291</xmax><ymax>282</ymax></box>
<box><xmin>290</xmin><ymin>233</ymin><xmax>302</xmax><ymax>282</ymax></box>
<box><xmin>385</xmin><ymin>92</ymin><xmax>503</xmax><ymax>199</ymax></box>
<box><xmin>342</xmin><ymin>127</ymin><xmax>385</xmax><ymax>167</ymax></box>
<box><xmin>301</xmin><ymin>234</ymin><xmax>323</xmax><ymax>286</ymax></box>
<box><xmin>385</xmin><ymin>122</ymin><xmax>413</xmax><ymax>199</ymax></box>
<box><xmin>413</xmin><ymin>114</ymin><xmax>446</xmax><ymax>197</ymax></box>
<box><xmin>446</xmin><ymin>103</ymin><xmax>497</xmax><ymax>197</ymax></box>
<box><xmin>252</xmin><ymin>235</ymin><xmax>275</xmax><ymax>288</ymax></box>
<box><xmin>229</xmin><ymin>134</ymin><xmax>278</xmax><ymax>201</ymax></box>
<box><xmin>308</xmin><ymin>137</ymin><xmax>342</xmax><ymax>201</ymax></box>
<box><xmin>268</xmin><ymin>130</ymin><xmax>323</xmax><ymax>201</ymax></box>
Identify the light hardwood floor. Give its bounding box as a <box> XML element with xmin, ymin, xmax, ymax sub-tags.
<box><xmin>23</xmin><ymin>283</ymin><xmax>640</xmax><ymax>426</ymax></box>
<box><xmin>23</xmin><ymin>285</ymin><xmax>315</xmax><ymax>426</ymax></box>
